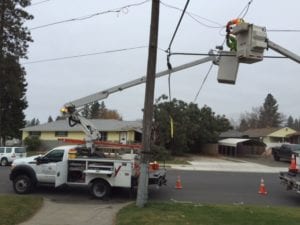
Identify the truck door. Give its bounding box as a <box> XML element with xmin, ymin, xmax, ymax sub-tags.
<box><xmin>55</xmin><ymin>160</ymin><xmax>68</xmax><ymax>187</ymax></box>
<box><xmin>35</xmin><ymin>149</ymin><xmax>65</xmax><ymax>183</ymax></box>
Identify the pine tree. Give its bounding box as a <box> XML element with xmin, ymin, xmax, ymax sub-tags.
<box><xmin>48</xmin><ymin>116</ymin><xmax>53</xmax><ymax>123</ymax></box>
<box><xmin>90</xmin><ymin>102</ymin><xmax>100</xmax><ymax>119</ymax></box>
<box><xmin>286</xmin><ymin>116</ymin><xmax>294</xmax><ymax>128</ymax></box>
<box><xmin>259</xmin><ymin>93</ymin><xmax>283</xmax><ymax>128</ymax></box>
<box><xmin>0</xmin><ymin>0</ymin><xmax>33</xmax><ymax>145</ymax></box>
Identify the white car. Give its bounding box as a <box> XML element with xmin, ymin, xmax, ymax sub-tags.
<box><xmin>0</xmin><ymin>147</ymin><xmax>27</xmax><ymax>166</ymax></box>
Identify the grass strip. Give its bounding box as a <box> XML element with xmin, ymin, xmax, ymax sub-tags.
<box><xmin>0</xmin><ymin>195</ymin><xmax>43</xmax><ymax>225</ymax></box>
<box><xmin>116</xmin><ymin>202</ymin><xmax>300</xmax><ymax>225</ymax></box>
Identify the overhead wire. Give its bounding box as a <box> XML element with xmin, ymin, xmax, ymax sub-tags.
<box><xmin>237</xmin><ymin>0</ymin><xmax>253</xmax><ymax>19</ymax></box>
<box><xmin>29</xmin><ymin>0</ymin><xmax>51</xmax><ymax>7</ymax></box>
<box><xmin>160</xmin><ymin>1</ymin><xmax>223</xmax><ymax>29</ymax></box>
<box><xmin>165</xmin><ymin>0</ymin><xmax>190</xmax><ymax>103</ymax></box>
<box><xmin>22</xmin><ymin>46</ymin><xmax>149</xmax><ymax>65</ymax></box>
<box><xmin>193</xmin><ymin>63</ymin><xmax>213</xmax><ymax>102</ymax></box>
<box><xmin>29</xmin><ymin>0</ymin><xmax>150</xmax><ymax>31</ymax></box>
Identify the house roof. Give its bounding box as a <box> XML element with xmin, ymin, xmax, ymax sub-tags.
<box><xmin>243</xmin><ymin>127</ymin><xmax>296</xmax><ymax>138</ymax></box>
<box><xmin>219</xmin><ymin>130</ymin><xmax>244</xmax><ymax>138</ymax></box>
<box><xmin>218</xmin><ymin>138</ymin><xmax>266</xmax><ymax>147</ymax></box>
<box><xmin>218</xmin><ymin>138</ymin><xmax>250</xmax><ymax>147</ymax></box>
<box><xmin>242</xmin><ymin>127</ymin><xmax>280</xmax><ymax>138</ymax></box>
<box><xmin>22</xmin><ymin>119</ymin><xmax>142</xmax><ymax>132</ymax></box>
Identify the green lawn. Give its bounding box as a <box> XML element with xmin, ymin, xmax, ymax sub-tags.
<box><xmin>116</xmin><ymin>202</ymin><xmax>300</xmax><ymax>225</ymax></box>
<box><xmin>0</xmin><ymin>195</ymin><xmax>43</xmax><ymax>225</ymax></box>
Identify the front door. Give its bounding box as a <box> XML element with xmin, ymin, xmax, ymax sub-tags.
<box><xmin>120</xmin><ymin>132</ymin><xmax>127</xmax><ymax>144</ymax></box>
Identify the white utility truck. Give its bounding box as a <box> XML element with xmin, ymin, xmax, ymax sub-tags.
<box><xmin>10</xmin><ymin>145</ymin><xmax>166</xmax><ymax>198</ymax></box>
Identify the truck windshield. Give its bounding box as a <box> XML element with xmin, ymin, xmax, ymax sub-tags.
<box><xmin>15</xmin><ymin>147</ymin><xmax>26</xmax><ymax>153</ymax></box>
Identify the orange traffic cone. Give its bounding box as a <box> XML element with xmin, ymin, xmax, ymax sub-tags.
<box><xmin>289</xmin><ymin>154</ymin><xmax>298</xmax><ymax>173</ymax></box>
<box><xmin>258</xmin><ymin>178</ymin><xmax>267</xmax><ymax>195</ymax></box>
<box><xmin>175</xmin><ymin>175</ymin><xmax>183</xmax><ymax>189</ymax></box>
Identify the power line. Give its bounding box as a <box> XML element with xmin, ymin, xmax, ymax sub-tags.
<box><xmin>194</xmin><ymin>63</ymin><xmax>213</xmax><ymax>102</ymax></box>
<box><xmin>29</xmin><ymin>0</ymin><xmax>150</xmax><ymax>31</ymax></box>
<box><xmin>166</xmin><ymin>0</ymin><xmax>190</xmax><ymax>52</ymax></box>
<box><xmin>22</xmin><ymin>46</ymin><xmax>149</xmax><ymax>64</ymax></box>
<box><xmin>237</xmin><ymin>0</ymin><xmax>253</xmax><ymax>19</ymax></box>
<box><xmin>29</xmin><ymin>0</ymin><xmax>51</xmax><ymax>7</ymax></box>
<box><xmin>170</xmin><ymin>51</ymin><xmax>288</xmax><ymax>59</ymax></box>
<box><xmin>160</xmin><ymin>1</ymin><xmax>223</xmax><ymax>29</ymax></box>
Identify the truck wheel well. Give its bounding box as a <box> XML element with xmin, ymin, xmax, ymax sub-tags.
<box><xmin>89</xmin><ymin>178</ymin><xmax>111</xmax><ymax>187</ymax></box>
<box><xmin>89</xmin><ymin>178</ymin><xmax>111</xmax><ymax>199</ymax></box>
<box><xmin>10</xmin><ymin>166</ymin><xmax>37</xmax><ymax>185</ymax></box>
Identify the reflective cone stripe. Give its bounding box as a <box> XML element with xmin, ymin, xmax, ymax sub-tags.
<box><xmin>289</xmin><ymin>154</ymin><xmax>298</xmax><ymax>172</ymax></box>
<box><xmin>258</xmin><ymin>178</ymin><xmax>267</xmax><ymax>195</ymax></box>
<box><xmin>175</xmin><ymin>175</ymin><xmax>183</xmax><ymax>189</ymax></box>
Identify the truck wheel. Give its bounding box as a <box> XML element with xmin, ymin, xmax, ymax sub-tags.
<box><xmin>274</xmin><ymin>154</ymin><xmax>280</xmax><ymax>161</ymax></box>
<box><xmin>1</xmin><ymin>158</ymin><xmax>8</xmax><ymax>166</ymax></box>
<box><xmin>90</xmin><ymin>180</ymin><xmax>111</xmax><ymax>199</ymax></box>
<box><xmin>13</xmin><ymin>175</ymin><xmax>33</xmax><ymax>194</ymax></box>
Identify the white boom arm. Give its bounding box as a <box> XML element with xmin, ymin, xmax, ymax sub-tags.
<box><xmin>65</xmin><ymin>53</ymin><xmax>216</xmax><ymax>109</ymax></box>
<box><xmin>62</xmin><ymin>52</ymin><xmax>217</xmax><ymax>153</ymax></box>
<box><xmin>267</xmin><ymin>40</ymin><xmax>300</xmax><ymax>64</ymax></box>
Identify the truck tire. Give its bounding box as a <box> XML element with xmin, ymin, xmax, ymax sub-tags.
<box><xmin>1</xmin><ymin>158</ymin><xmax>8</xmax><ymax>166</ymax></box>
<box><xmin>13</xmin><ymin>175</ymin><xmax>33</xmax><ymax>194</ymax></box>
<box><xmin>273</xmin><ymin>154</ymin><xmax>280</xmax><ymax>161</ymax></box>
<box><xmin>90</xmin><ymin>180</ymin><xmax>111</xmax><ymax>199</ymax></box>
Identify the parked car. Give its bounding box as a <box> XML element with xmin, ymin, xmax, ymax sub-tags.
<box><xmin>272</xmin><ymin>144</ymin><xmax>300</xmax><ymax>161</ymax></box>
<box><xmin>0</xmin><ymin>147</ymin><xmax>27</xmax><ymax>166</ymax></box>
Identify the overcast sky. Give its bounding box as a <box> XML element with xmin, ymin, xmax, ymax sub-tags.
<box><xmin>22</xmin><ymin>0</ymin><xmax>300</xmax><ymax>124</ymax></box>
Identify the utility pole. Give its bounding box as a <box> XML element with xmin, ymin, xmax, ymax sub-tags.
<box><xmin>136</xmin><ymin>0</ymin><xmax>160</xmax><ymax>207</ymax></box>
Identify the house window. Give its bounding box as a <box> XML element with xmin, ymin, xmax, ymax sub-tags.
<box><xmin>100</xmin><ymin>132</ymin><xmax>107</xmax><ymax>141</ymax></box>
<box><xmin>29</xmin><ymin>131</ymin><xmax>41</xmax><ymax>137</ymax></box>
<box><xmin>55</xmin><ymin>131</ymin><xmax>68</xmax><ymax>137</ymax></box>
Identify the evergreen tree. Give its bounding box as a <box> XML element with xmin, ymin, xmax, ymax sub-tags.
<box><xmin>47</xmin><ymin>116</ymin><xmax>53</xmax><ymax>123</ymax></box>
<box><xmin>286</xmin><ymin>116</ymin><xmax>294</xmax><ymax>128</ymax></box>
<box><xmin>259</xmin><ymin>93</ymin><xmax>283</xmax><ymax>127</ymax></box>
<box><xmin>0</xmin><ymin>0</ymin><xmax>33</xmax><ymax>144</ymax></box>
<box><xmin>90</xmin><ymin>102</ymin><xmax>100</xmax><ymax>119</ymax></box>
<box><xmin>153</xmin><ymin>96</ymin><xmax>232</xmax><ymax>154</ymax></box>
<box><xmin>81</xmin><ymin>105</ymin><xmax>90</xmax><ymax>119</ymax></box>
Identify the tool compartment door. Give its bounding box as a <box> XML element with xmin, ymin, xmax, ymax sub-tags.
<box><xmin>113</xmin><ymin>161</ymin><xmax>132</xmax><ymax>187</ymax></box>
<box><xmin>55</xmin><ymin>160</ymin><xmax>68</xmax><ymax>187</ymax></box>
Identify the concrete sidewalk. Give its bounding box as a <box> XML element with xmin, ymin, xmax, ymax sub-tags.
<box><xmin>169</xmin><ymin>157</ymin><xmax>288</xmax><ymax>173</ymax></box>
<box><xmin>20</xmin><ymin>198</ymin><xmax>128</xmax><ymax>225</ymax></box>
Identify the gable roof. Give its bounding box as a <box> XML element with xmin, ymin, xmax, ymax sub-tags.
<box><xmin>219</xmin><ymin>130</ymin><xmax>244</xmax><ymax>138</ymax></box>
<box><xmin>243</xmin><ymin>127</ymin><xmax>296</xmax><ymax>138</ymax></box>
<box><xmin>242</xmin><ymin>127</ymin><xmax>280</xmax><ymax>138</ymax></box>
<box><xmin>22</xmin><ymin>119</ymin><xmax>142</xmax><ymax>132</ymax></box>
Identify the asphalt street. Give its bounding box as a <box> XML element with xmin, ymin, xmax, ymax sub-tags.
<box><xmin>1</xmin><ymin>167</ymin><xmax>300</xmax><ymax>207</ymax></box>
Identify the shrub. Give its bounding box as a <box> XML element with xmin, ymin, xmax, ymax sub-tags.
<box><xmin>23</xmin><ymin>136</ymin><xmax>41</xmax><ymax>151</ymax></box>
<box><xmin>150</xmin><ymin>144</ymin><xmax>171</xmax><ymax>161</ymax></box>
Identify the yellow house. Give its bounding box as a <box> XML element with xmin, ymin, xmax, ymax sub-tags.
<box><xmin>243</xmin><ymin>127</ymin><xmax>297</xmax><ymax>144</ymax></box>
<box><xmin>22</xmin><ymin>119</ymin><xmax>142</xmax><ymax>150</ymax></box>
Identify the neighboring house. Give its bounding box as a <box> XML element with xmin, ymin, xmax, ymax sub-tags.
<box><xmin>219</xmin><ymin>127</ymin><xmax>298</xmax><ymax>155</ymax></box>
<box><xmin>22</xmin><ymin>119</ymin><xmax>142</xmax><ymax>150</ymax></box>
<box><xmin>242</xmin><ymin>127</ymin><xmax>297</xmax><ymax>144</ymax></box>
